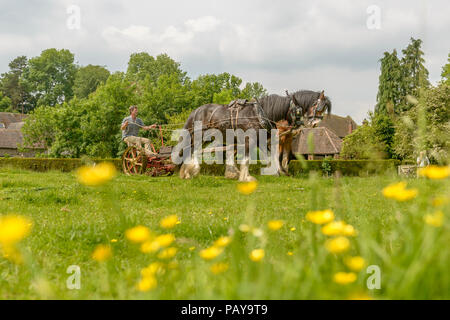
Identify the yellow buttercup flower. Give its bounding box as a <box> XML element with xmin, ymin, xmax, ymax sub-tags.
<box><xmin>382</xmin><ymin>182</ymin><xmax>418</xmax><ymax>201</ymax></box>
<box><xmin>2</xmin><ymin>245</ymin><xmax>24</xmax><ymax>264</ymax></box>
<box><xmin>344</xmin><ymin>256</ymin><xmax>366</xmax><ymax>272</ymax></box>
<box><xmin>91</xmin><ymin>244</ymin><xmax>112</xmax><ymax>262</ymax></box>
<box><xmin>199</xmin><ymin>246</ymin><xmax>223</xmax><ymax>260</ymax></box>
<box><xmin>424</xmin><ymin>211</ymin><xmax>444</xmax><ymax>227</ymax></box>
<box><xmin>160</xmin><ymin>215</ymin><xmax>179</xmax><ymax>229</ymax></box>
<box><xmin>110</xmin><ymin>239</ymin><xmax>118</xmax><ymax>243</ymax></box>
<box><xmin>348</xmin><ymin>292</ymin><xmax>373</xmax><ymax>300</ymax></box>
<box><xmin>287</xmin><ymin>251</ymin><xmax>294</xmax><ymax>256</ymax></box>
<box><xmin>325</xmin><ymin>237</ymin><xmax>350</xmax><ymax>254</ymax></box>
<box><xmin>267</xmin><ymin>220</ymin><xmax>284</xmax><ymax>231</ymax></box>
<box><xmin>290</xmin><ymin>227</ymin><xmax>296</xmax><ymax>231</ymax></box>
<box><xmin>140</xmin><ymin>240</ymin><xmax>161</xmax><ymax>253</ymax></box>
<box><xmin>125</xmin><ymin>226</ymin><xmax>152</xmax><ymax>243</ymax></box>
<box><xmin>322</xmin><ymin>221</ymin><xmax>357</xmax><ymax>237</ymax></box>
<box><xmin>154</xmin><ymin>234</ymin><xmax>175</xmax><ymax>247</ymax></box>
<box><xmin>210</xmin><ymin>262</ymin><xmax>229</xmax><ymax>274</ymax></box>
<box><xmin>0</xmin><ymin>215</ymin><xmax>32</xmax><ymax>246</ymax></box>
<box><xmin>137</xmin><ymin>276</ymin><xmax>157</xmax><ymax>292</ymax></box>
<box><xmin>237</xmin><ymin>180</ymin><xmax>258</xmax><ymax>195</ymax></box>
<box><xmin>249</xmin><ymin>249</ymin><xmax>265</xmax><ymax>262</ymax></box>
<box><xmin>214</xmin><ymin>236</ymin><xmax>231</xmax><ymax>247</ymax></box>
<box><xmin>306</xmin><ymin>209</ymin><xmax>335</xmax><ymax>225</ymax></box>
<box><xmin>157</xmin><ymin>247</ymin><xmax>177</xmax><ymax>259</ymax></box>
<box><xmin>141</xmin><ymin>262</ymin><xmax>164</xmax><ymax>277</ymax></box>
<box><xmin>432</xmin><ymin>196</ymin><xmax>449</xmax><ymax>207</ymax></box>
<box><xmin>333</xmin><ymin>272</ymin><xmax>357</xmax><ymax>284</ymax></box>
<box><xmin>418</xmin><ymin>165</ymin><xmax>450</xmax><ymax>180</ymax></box>
<box><xmin>76</xmin><ymin>162</ymin><xmax>117</xmax><ymax>186</ymax></box>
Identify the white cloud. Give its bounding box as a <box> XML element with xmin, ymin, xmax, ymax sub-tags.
<box><xmin>0</xmin><ymin>0</ymin><xmax>449</xmax><ymax>124</ymax></box>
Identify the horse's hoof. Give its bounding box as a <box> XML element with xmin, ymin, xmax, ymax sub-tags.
<box><xmin>239</xmin><ymin>175</ymin><xmax>256</xmax><ymax>182</ymax></box>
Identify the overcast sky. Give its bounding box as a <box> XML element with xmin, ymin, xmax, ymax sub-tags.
<box><xmin>1</xmin><ymin>0</ymin><xmax>449</xmax><ymax>123</ymax></box>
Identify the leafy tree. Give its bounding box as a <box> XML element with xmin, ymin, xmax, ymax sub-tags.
<box><xmin>240</xmin><ymin>82</ymin><xmax>268</xmax><ymax>99</ymax></box>
<box><xmin>0</xmin><ymin>56</ymin><xmax>31</xmax><ymax>113</ymax></box>
<box><xmin>441</xmin><ymin>53</ymin><xmax>450</xmax><ymax>84</ymax></box>
<box><xmin>393</xmin><ymin>83</ymin><xmax>449</xmax><ymax>163</ymax></box>
<box><xmin>20</xmin><ymin>49</ymin><xmax>77</xmax><ymax>108</ymax></box>
<box><xmin>340</xmin><ymin>120</ymin><xmax>387</xmax><ymax>160</ymax></box>
<box><xmin>401</xmin><ymin>38</ymin><xmax>430</xmax><ymax>100</ymax></box>
<box><xmin>213</xmin><ymin>89</ymin><xmax>234</xmax><ymax>104</ymax></box>
<box><xmin>376</xmin><ymin>50</ymin><xmax>404</xmax><ymax>115</ymax></box>
<box><xmin>73</xmin><ymin>65</ymin><xmax>110</xmax><ymax>99</ymax></box>
<box><xmin>0</xmin><ymin>92</ymin><xmax>12</xmax><ymax>112</ymax></box>
<box><xmin>126</xmin><ymin>52</ymin><xmax>187</xmax><ymax>84</ymax></box>
<box><xmin>371</xmin><ymin>112</ymin><xmax>396</xmax><ymax>158</ymax></box>
<box><xmin>22</xmin><ymin>105</ymin><xmax>58</xmax><ymax>150</ymax></box>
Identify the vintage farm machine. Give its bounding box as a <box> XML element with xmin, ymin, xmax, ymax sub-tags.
<box><xmin>121</xmin><ymin>125</ymin><xmax>176</xmax><ymax>176</ymax></box>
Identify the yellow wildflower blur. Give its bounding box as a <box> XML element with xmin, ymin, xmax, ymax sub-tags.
<box><xmin>333</xmin><ymin>272</ymin><xmax>357</xmax><ymax>284</ymax></box>
<box><xmin>249</xmin><ymin>249</ymin><xmax>265</xmax><ymax>262</ymax></box>
<box><xmin>76</xmin><ymin>162</ymin><xmax>117</xmax><ymax>186</ymax></box>
<box><xmin>306</xmin><ymin>209</ymin><xmax>335</xmax><ymax>224</ymax></box>
<box><xmin>418</xmin><ymin>165</ymin><xmax>450</xmax><ymax>180</ymax></box>
<box><xmin>2</xmin><ymin>245</ymin><xmax>24</xmax><ymax>264</ymax></box>
<box><xmin>137</xmin><ymin>276</ymin><xmax>157</xmax><ymax>292</ymax></box>
<box><xmin>210</xmin><ymin>262</ymin><xmax>229</xmax><ymax>274</ymax></box>
<box><xmin>424</xmin><ymin>211</ymin><xmax>444</xmax><ymax>227</ymax></box>
<box><xmin>322</xmin><ymin>221</ymin><xmax>357</xmax><ymax>237</ymax></box>
<box><xmin>155</xmin><ymin>234</ymin><xmax>175</xmax><ymax>247</ymax></box>
<box><xmin>214</xmin><ymin>236</ymin><xmax>232</xmax><ymax>247</ymax></box>
<box><xmin>237</xmin><ymin>180</ymin><xmax>258</xmax><ymax>195</ymax></box>
<box><xmin>160</xmin><ymin>215</ymin><xmax>179</xmax><ymax>229</ymax></box>
<box><xmin>382</xmin><ymin>182</ymin><xmax>418</xmax><ymax>201</ymax></box>
<box><xmin>125</xmin><ymin>226</ymin><xmax>152</xmax><ymax>243</ymax></box>
<box><xmin>432</xmin><ymin>196</ymin><xmax>449</xmax><ymax>207</ymax></box>
<box><xmin>325</xmin><ymin>237</ymin><xmax>350</xmax><ymax>254</ymax></box>
<box><xmin>239</xmin><ymin>224</ymin><xmax>251</xmax><ymax>232</ymax></box>
<box><xmin>141</xmin><ymin>262</ymin><xmax>164</xmax><ymax>277</ymax></box>
<box><xmin>91</xmin><ymin>244</ymin><xmax>112</xmax><ymax>262</ymax></box>
<box><xmin>267</xmin><ymin>220</ymin><xmax>284</xmax><ymax>231</ymax></box>
<box><xmin>140</xmin><ymin>240</ymin><xmax>161</xmax><ymax>253</ymax></box>
<box><xmin>199</xmin><ymin>246</ymin><xmax>223</xmax><ymax>260</ymax></box>
<box><xmin>344</xmin><ymin>256</ymin><xmax>366</xmax><ymax>272</ymax></box>
<box><xmin>157</xmin><ymin>247</ymin><xmax>177</xmax><ymax>259</ymax></box>
<box><xmin>0</xmin><ymin>215</ymin><xmax>32</xmax><ymax>246</ymax></box>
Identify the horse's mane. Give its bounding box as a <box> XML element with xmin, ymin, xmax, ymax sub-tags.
<box><xmin>259</xmin><ymin>90</ymin><xmax>332</xmax><ymax>122</ymax></box>
<box><xmin>259</xmin><ymin>94</ymin><xmax>290</xmax><ymax>122</ymax></box>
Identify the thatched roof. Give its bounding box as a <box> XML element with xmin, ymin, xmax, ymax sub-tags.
<box><xmin>0</xmin><ymin>112</ymin><xmax>27</xmax><ymax>129</ymax></box>
<box><xmin>7</xmin><ymin>121</ymin><xmax>24</xmax><ymax>130</ymax></box>
<box><xmin>292</xmin><ymin>127</ymin><xmax>342</xmax><ymax>155</ymax></box>
<box><xmin>0</xmin><ymin>128</ymin><xmax>44</xmax><ymax>149</ymax></box>
<box><xmin>317</xmin><ymin>114</ymin><xmax>357</xmax><ymax>138</ymax></box>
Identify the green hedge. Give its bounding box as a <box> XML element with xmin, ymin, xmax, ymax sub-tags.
<box><xmin>288</xmin><ymin>159</ymin><xmax>400</xmax><ymax>176</ymax></box>
<box><xmin>0</xmin><ymin>158</ymin><xmax>122</xmax><ymax>172</ymax></box>
<box><xmin>0</xmin><ymin>157</ymin><xmax>400</xmax><ymax>176</ymax></box>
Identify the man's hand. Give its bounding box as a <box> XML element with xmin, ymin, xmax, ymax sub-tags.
<box><xmin>121</xmin><ymin>120</ymin><xmax>129</xmax><ymax>130</ymax></box>
<box><xmin>144</xmin><ymin>124</ymin><xmax>157</xmax><ymax>130</ymax></box>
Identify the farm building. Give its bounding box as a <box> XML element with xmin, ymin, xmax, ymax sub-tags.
<box><xmin>292</xmin><ymin>114</ymin><xmax>357</xmax><ymax>159</ymax></box>
<box><xmin>0</xmin><ymin>112</ymin><xmax>45</xmax><ymax>157</ymax></box>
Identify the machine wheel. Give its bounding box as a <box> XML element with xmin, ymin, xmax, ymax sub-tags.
<box><xmin>122</xmin><ymin>146</ymin><xmax>148</xmax><ymax>175</ymax></box>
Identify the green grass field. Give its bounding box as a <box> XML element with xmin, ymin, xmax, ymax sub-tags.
<box><xmin>0</xmin><ymin>167</ymin><xmax>449</xmax><ymax>299</ymax></box>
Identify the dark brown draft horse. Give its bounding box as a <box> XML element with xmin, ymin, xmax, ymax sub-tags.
<box><xmin>177</xmin><ymin>90</ymin><xmax>331</xmax><ymax>181</ymax></box>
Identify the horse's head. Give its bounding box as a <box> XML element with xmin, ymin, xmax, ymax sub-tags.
<box><xmin>286</xmin><ymin>91</ymin><xmax>305</xmax><ymax>127</ymax></box>
<box><xmin>305</xmin><ymin>90</ymin><xmax>331</xmax><ymax>127</ymax></box>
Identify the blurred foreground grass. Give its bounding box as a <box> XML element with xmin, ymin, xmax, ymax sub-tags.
<box><xmin>0</xmin><ymin>167</ymin><xmax>448</xmax><ymax>299</ymax></box>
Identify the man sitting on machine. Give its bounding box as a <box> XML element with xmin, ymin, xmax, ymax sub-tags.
<box><xmin>121</xmin><ymin>105</ymin><xmax>158</xmax><ymax>157</ymax></box>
